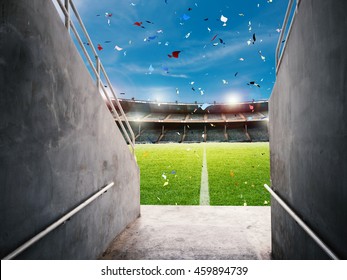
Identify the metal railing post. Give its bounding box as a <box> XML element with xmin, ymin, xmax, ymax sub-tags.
<box><xmin>64</xmin><ymin>0</ymin><xmax>70</xmax><ymax>31</ymax></box>
<box><xmin>96</xmin><ymin>56</ymin><xmax>100</xmax><ymax>91</ymax></box>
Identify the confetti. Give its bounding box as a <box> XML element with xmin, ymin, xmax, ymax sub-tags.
<box><xmin>185</xmin><ymin>32</ymin><xmax>192</xmax><ymax>38</ymax></box>
<box><xmin>248</xmin><ymin>21</ymin><xmax>252</xmax><ymax>32</ymax></box>
<box><xmin>83</xmin><ymin>1</ymin><xmax>279</xmax><ymax>104</ymax></box>
<box><xmin>182</xmin><ymin>14</ymin><xmax>190</xmax><ymax>21</ymax></box>
<box><xmin>220</xmin><ymin>15</ymin><xmax>228</xmax><ymax>26</ymax></box>
<box><xmin>247</xmin><ymin>81</ymin><xmax>260</xmax><ymax>88</ymax></box>
<box><xmin>148</xmin><ymin>64</ymin><xmax>154</xmax><ymax>74</ymax></box>
<box><xmin>134</xmin><ymin>21</ymin><xmax>145</xmax><ymax>28</ymax></box>
<box><xmin>162</xmin><ymin>65</ymin><xmax>169</xmax><ymax>73</ymax></box>
<box><xmin>258</xmin><ymin>51</ymin><xmax>266</xmax><ymax>61</ymax></box>
<box><xmin>163</xmin><ymin>181</ymin><xmax>169</xmax><ymax>187</ymax></box>
<box><xmin>168</xmin><ymin>51</ymin><xmax>181</xmax><ymax>58</ymax></box>
<box><xmin>211</xmin><ymin>34</ymin><xmax>218</xmax><ymax>41</ymax></box>
<box><xmin>143</xmin><ymin>151</ymin><xmax>149</xmax><ymax>157</ymax></box>
<box><xmin>114</xmin><ymin>45</ymin><xmax>123</xmax><ymax>51</ymax></box>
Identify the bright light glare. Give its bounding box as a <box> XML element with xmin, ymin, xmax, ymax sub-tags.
<box><xmin>227</xmin><ymin>95</ymin><xmax>240</xmax><ymax>104</ymax></box>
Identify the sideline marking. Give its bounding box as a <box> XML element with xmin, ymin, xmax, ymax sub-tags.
<box><xmin>200</xmin><ymin>145</ymin><xmax>210</xmax><ymax>205</ymax></box>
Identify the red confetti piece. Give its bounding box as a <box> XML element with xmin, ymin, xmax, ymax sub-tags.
<box><xmin>211</xmin><ymin>34</ymin><xmax>218</xmax><ymax>41</ymax></box>
<box><xmin>168</xmin><ymin>51</ymin><xmax>181</xmax><ymax>58</ymax></box>
<box><xmin>97</xmin><ymin>44</ymin><xmax>103</xmax><ymax>51</ymax></box>
<box><xmin>134</xmin><ymin>21</ymin><xmax>143</xmax><ymax>26</ymax></box>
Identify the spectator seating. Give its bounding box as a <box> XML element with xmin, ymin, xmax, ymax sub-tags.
<box><xmin>248</xmin><ymin>125</ymin><xmax>269</xmax><ymax>141</ymax></box>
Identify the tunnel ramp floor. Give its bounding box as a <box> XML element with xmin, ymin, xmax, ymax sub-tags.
<box><xmin>100</xmin><ymin>205</ymin><xmax>271</xmax><ymax>260</ymax></box>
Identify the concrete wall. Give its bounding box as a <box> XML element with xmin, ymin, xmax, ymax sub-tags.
<box><xmin>0</xmin><ymin>0</ymin><xmax>140</xmax><ymax>259</ymax></box>
<box><xmin>269</xmin><ymin>0</ymin><xmax>347</xmax><ymax>259</ymax></box>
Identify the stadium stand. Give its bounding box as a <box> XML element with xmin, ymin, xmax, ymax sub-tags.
<box><xmin>207</xmin><ymin>113</ymin><xmax>223</xmax><ymax>120</ymax></box>
<box><xmin>160</xmin><ymin>124</ymin><xmax>184</xmax><ymax>143</ymax></box>
<box><xmin>226</xmin><ymin>124</ymin><xmax>250</xmax><ymax>142</ymax></box>
<box><xmin>225</xmin><ymin>113</ymin><xmax>245</xmax><ymax>121</ymax></box>
<box><xmin>184</xmin><ymin>125</ymin><xmax>205</xmax><ymax>143</ymax></box>
<box><xmin>160</xmin><ymin>130</ymin><xmax>183</xmax><ymax>143</ymax></box>
<box><xmin>187</xmin><ymin>113</ymin><xmax>205</xmax><ymax>121</ymax></box>
<box><xmin>116</xmin><ymin>99</ymin><xmax>269</xmax><ymax>144</ymax></box>
<box><xmin>206</xmin><ymin>125</ymin><xmax>227</xmax><ymax>142</ymax></box>
<box><xmin>247</xmin><ymin>124</ymin><xmax>269</xmax><ymax>142</ymax></box>
<box><xmin>143</xmin><ymin>113</ymin><xmax>168</xmax><ymax>121</ymax></box>
<box><xmin>167</xmin><ymin>114</ymin><xmax>186</xmax><ymax>121</ymax></box>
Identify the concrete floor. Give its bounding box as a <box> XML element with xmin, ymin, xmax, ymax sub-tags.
<box><xmin>100</xmin><ymin>205</ymin><xmax>271</xmax><ymax>260</ymax></box>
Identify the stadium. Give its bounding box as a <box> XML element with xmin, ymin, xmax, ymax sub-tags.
<box><xmin>117</xmin><ymin>99</ymin><xmax>269</xmax><ymax>144</ymax></box>
<box><xmin>1</xmin><ymin>0</ymin><xmax>346</xmax><ymax>264</ymax></box>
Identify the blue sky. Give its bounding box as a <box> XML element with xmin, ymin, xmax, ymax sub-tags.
<box><xmin>68</xmin><ymin>0</ymin><xmax>287</xmax><ymax>104</ymax></box>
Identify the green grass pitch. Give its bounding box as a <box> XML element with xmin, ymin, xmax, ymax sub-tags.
<box><xmin>135</xmin><ymin>142</ymin><xmax>270</xmax><ymax>206</ymax></box>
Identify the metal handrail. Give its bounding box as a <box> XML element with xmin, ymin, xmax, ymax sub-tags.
<box><xmin>264</xmin><ymin>184</ymin><xmax>339</xmax><ymax>260</ymax></box>
<box><xmin>55</xmin><ymin>0</ymin><xmax>135</xmax><ymax>154</ymax></box>
<box><xmin>2</xmin><ymin>182</ymin><xmax>115</xmax><ymax>260</ymax></box>
<box><xmin>275</xmin><ymin>0</ymin><xmax>300</xmax><ymax>74</ymax></box>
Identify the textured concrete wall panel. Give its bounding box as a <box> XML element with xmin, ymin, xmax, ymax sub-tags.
<box><xmin>0</xmin><ymin>0</ymin><xmax>140</xmax><ymax>259</ymax></box>
<box><xmin>269</xmin><ymin>0</ymin><xmax>347</xmax><ymax>259</ymax></box>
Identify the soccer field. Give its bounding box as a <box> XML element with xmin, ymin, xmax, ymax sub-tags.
<box><xmin>135</xmin><ymin>142</ymin><xmax>270</xmax><ymax>206</ymax></box>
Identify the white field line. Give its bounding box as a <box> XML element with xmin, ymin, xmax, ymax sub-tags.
<box><xmin>200</xmin><ymin>145</ymin><xmax>210</xmax><ymax>205</ymax></box>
